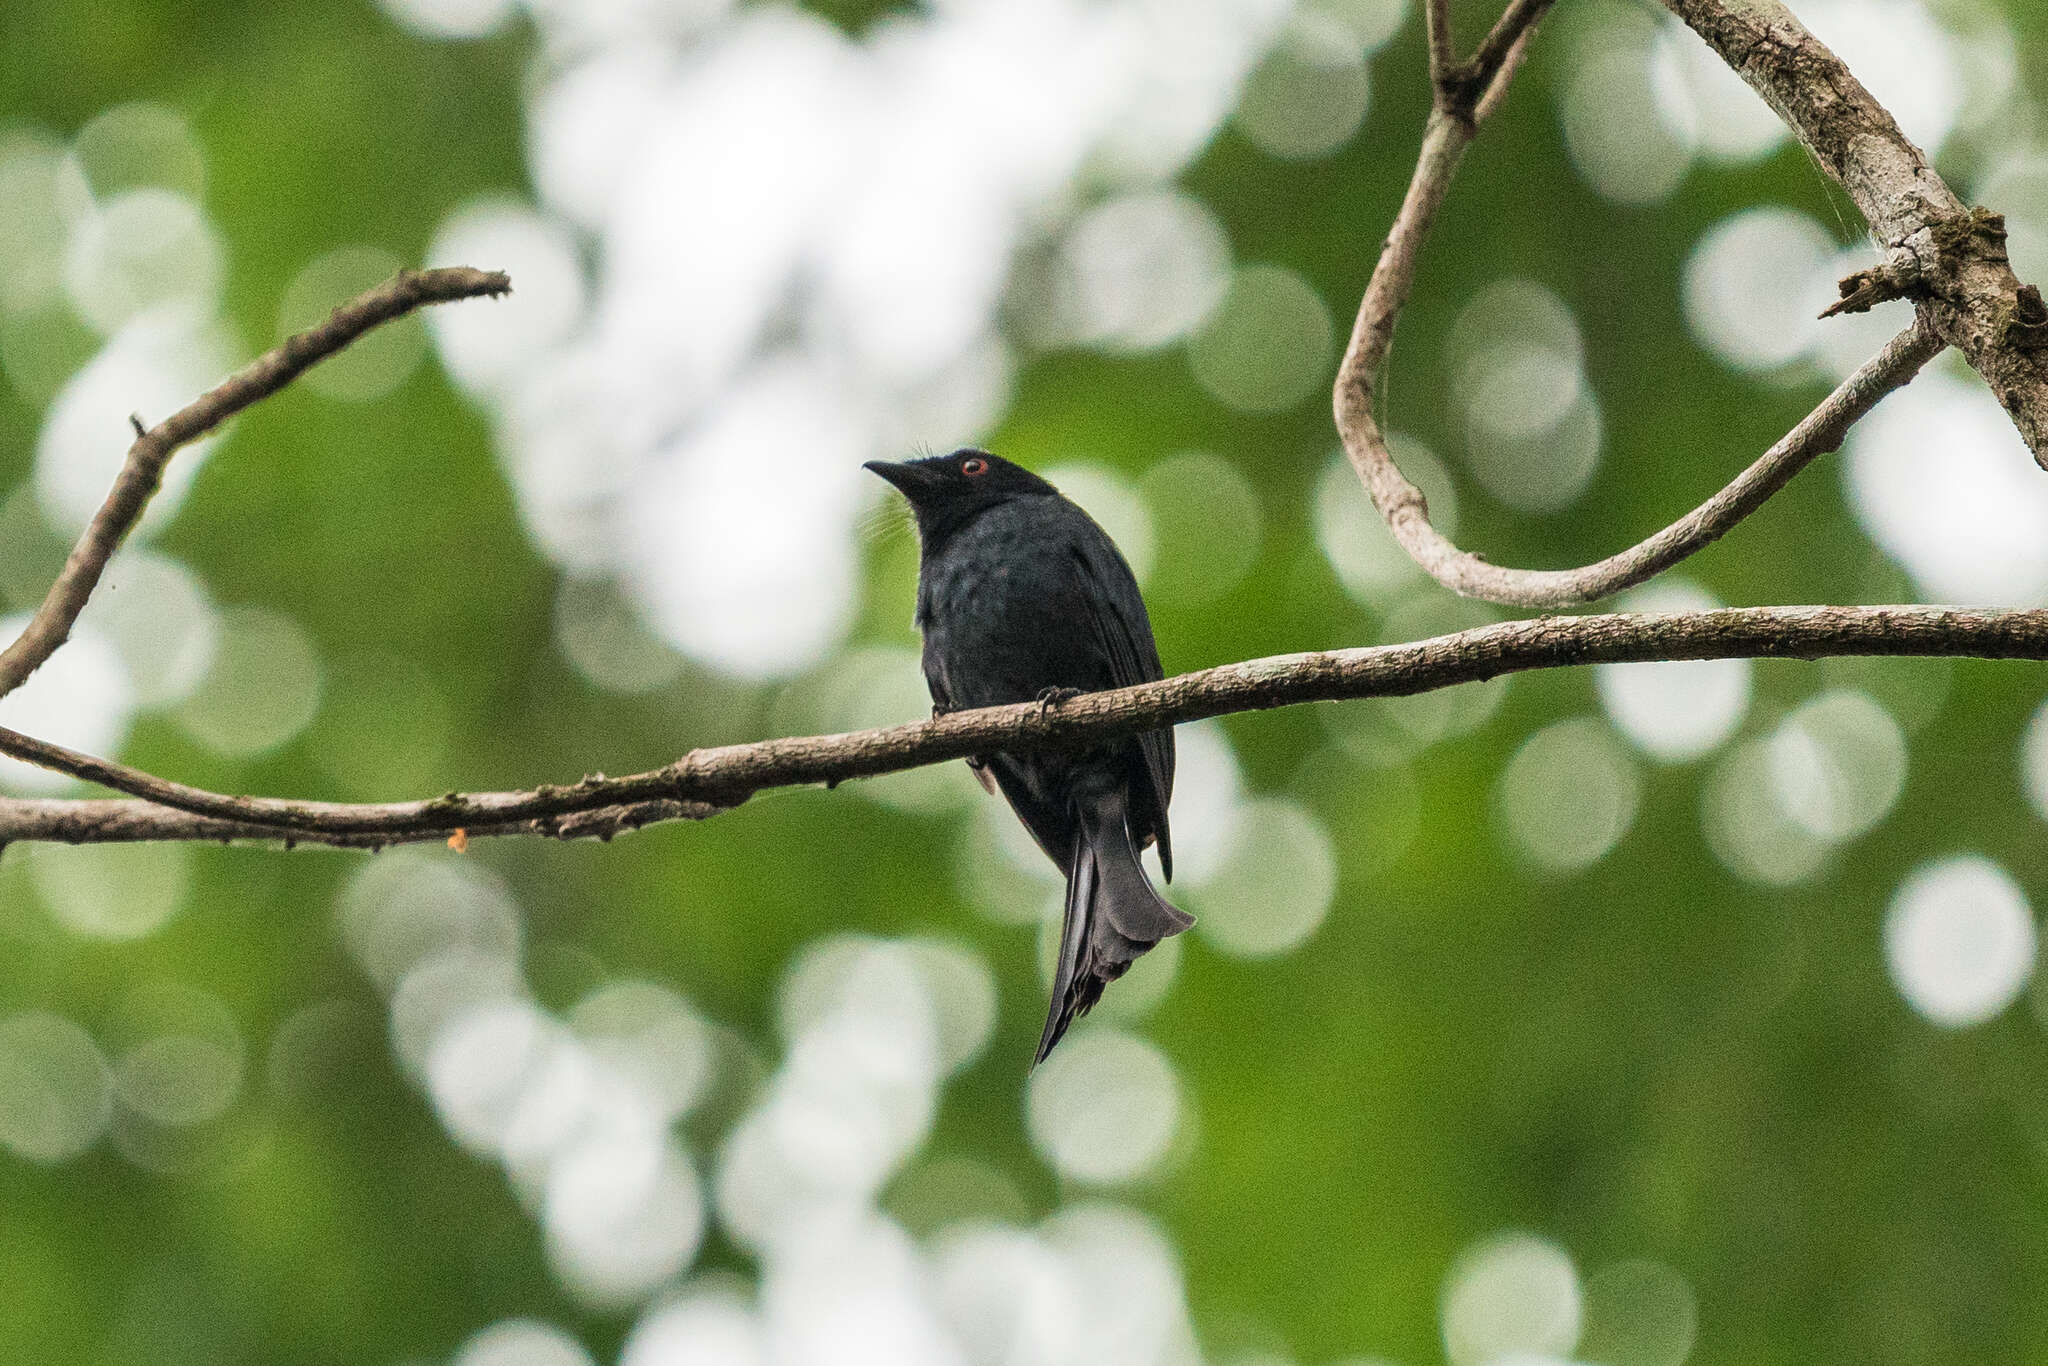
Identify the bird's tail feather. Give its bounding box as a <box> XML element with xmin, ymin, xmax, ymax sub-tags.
<box><xmin>1035</xmin><ymin>789</ymin><xmax>1193</xmax><ymax>1065</ymax></box>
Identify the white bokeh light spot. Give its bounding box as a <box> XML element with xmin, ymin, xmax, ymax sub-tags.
<box><xmin>1596</xmin><ymin>582</ymin><xmax>1750</xmax><ymax>763</ymax></box>
<box><xmin>1497</xmin><ymin>717</ymin><xmax>1641</xmax><ymax>874</ymax></box>
<box><xmin>1155</xmin><ymin>719</ymin><xmax>1244</xmax><ymax>886</ymax></box>
<box><xmin>451</xmin><ymin>1320</ymin><xmax>594</xmax><ymax>1366</ymax></box>
<box><xmin>1765</xmin><ymin>690</ymin><xmax>1906</xmax><ymax>843</ymax></box>
<box><xmin>173</xmin><ymin>605</ymin><xmax>324</xmax><ymax>758</ymax></box>
<box><xmin>1563</xmin><ymin>38</ymin><xmax>1694</xmax><ymax>205</ymax></box>
<box><xmin>622</xmin><ymin>356</ymin><xmax>868</xmax><ymax>680</ymax></box>
<box><xmin>1682</xmin><ymin>206</ymin><xmax>1834</xmax><ymax>372</ymax></box>
<box><xmin>0</xmin><ymin>1013</ymin><xmax>113</xmax><ymax>1164</ymax></box>
<box><xmin>620</xmin><ymin>1289</ymin><xmax>765</xmax><ymax>1366</ymax></box>
<box><xmin>1026</xmin><ymin>1029</ymin><xmax>1181</xmax><ymax>1186</ymax></box>
<box><xmin>1650</xmin><ymin>17</ymin><xmax>1785</xmax><ymax>163</ymax></box>
<box><xmin>1233</xmin><ymin>13</ymin><xmax>1372</xmax><ymax>161</ymax></box>
<box><xmin>338</xmin><ymin>849</ymin><xmax>522</xmax><ymax>994</ymax></box>
<box><xmin>2021</xmin><ymin>693</ymin><xmax>2048</xmax><ymax>825</ymax></box>
<box><xmin>427</xmin><ymin>198</ymin><xmax>588</xmax><ymax>395</ymax></box>
<box><xmin>1701</xmin><ymin>738</ymin><xmax>1830</xmax><ymax>888</ymax></box>
<box><xmin>37</xmin><ymin>312</ymin><xmax>235</xmax><ymax>536</ymax></box>
<box><xmin>1051</xmin><ymin>191</ymin><xmax>1231</xmax><ymax>353</ymax></box>
<box><xmin>1846</xmin><ymin>368</ymin><xmax>2048</xmax><ymax>606</ymax></box>
<box><xmin>544</xmin><ymin>1129</ymin><xmax>706</xmax><ymax>1309</ymax></box>
<box><xmin>1441</xmin><ymin>1233</ymin><xmax>1583</xmax><ymax>1366</ymax></box>
<box><xmin>113</xmin><ymin>995</ymin><xmax>245</xmax><ymax>1131</ymax></box>
<box><xmin>276</xmin><ymin>245</ymin><xmax>427</xmax><ymax>403</ymax></box>
<box><xmin>1885</xmin><ymin>855</ymin><xmax>2035</xmax><ymax>1028</ymax></box>
<box><xmin>933</xmin><ymin>1224</ymin><xmax>1083</xmax><ymax>1366</ymax></box>
<box><xmin>79</xmin><ymin>548</ymin><xmax>218</xmax><ymax>709</ymax></box>
<box><xmin>525</xmin><ymin>49</ymin><xmax>674</xmax><ymax>233</ymax></box>
<box><xmin>0</xmin><ymin>613</ymin><xmax>134</xmax><ymax>794</ymax></box>
<box><xmin>1578</xmin><ymin>1259</ymin><xmax>1699</xmax><ymax>1366</ymax></box>
<box><xmin>30</xmin><ymin>842</ymin><xmax>190</xmax><ymax>941</ymax></box>
<box><xmin>1796</xmin><ymin>0</ymin><xmax>1965</xmax><ymax>155</ymax></box>
<box><xmin>1187</xmin><ymin>798</ymin><xmax>1337</xmax><ymax>958</ymax></box>
<box><xmin>377</xmin><ymin>0</ymin><xmax>516</xmax><ymax>41</ymax></box>
<box><xmin>1315</xmin><ymin>439</ymin><xmax>1458</xmax><ymax>605</ymax></box>
<box><xmin>69</xmin><ymin>101</ymin><xmax>205</xmax><ymax>203</ymax></box>
<box><xmin>63</xmin><ymin>187</ymin><xmax>223</xmax><ymax>335</ymax></box>
<box><xmin>1187</xmin><ymin>263</ymin><xmax>1334</xmax><ymax>413</ymax></box>
<box><xmin>1450</xmin><ymin>279</ymin><xmax>1600</xmax><ymax>514</ymax></box>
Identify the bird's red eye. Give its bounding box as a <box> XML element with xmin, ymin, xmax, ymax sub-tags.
<box><xmin>961</xmin><ymin>457</ymin><xmax>988</xmax><ymax>477</ymax></box>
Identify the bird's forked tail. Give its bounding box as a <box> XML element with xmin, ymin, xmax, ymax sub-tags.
<box><xmin>1036</xmin><ymin>787</ymin><xmax>1194</xmax><ymax>1064</ymax></box>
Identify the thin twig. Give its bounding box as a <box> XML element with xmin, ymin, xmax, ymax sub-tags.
<box><xmin>1435</xmin><ymin>0</ymin><xmax>1555</xmax><ymax>120</ymax></box>
<box><xmin>1473</xmin><ymin>17</ymin><xmax>1542</xmax><ymax>124</ymax></box>
<box><xmin>0</xmin><ymin>266</ymin><xmax>511</xmax><ymax>702</ymax></box>
<box><xmin>1345</xmin><ymin>317</ymin><xmax>1943</xmax><ymax>608</ymax></box>
<box><xmin>2</xmin><ymin>603</ymin><xmax>2047</xmax><ymax>848</ymax></box>
<box><xmin>1426</xmin><ymin>0</ymin><xmax>1455</xmax><ymax>90</ymax></box>
<box><xmin>1463</xmin><ymin>0</ymin><xmax>1555</xmax><ymax>103</ymax></box>
<box><xmin>1334</xmin><ymin>0</ymin><xmax>1967</xmax><ymax>609</ymax></box>
<box><xmin>0</xmin><ymin>797</ymin><xmax>714</xmax><ymax>849</ymax></box>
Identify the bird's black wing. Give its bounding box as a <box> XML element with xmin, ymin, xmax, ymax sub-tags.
<box><xmin>922</xmin><ymin>631</ymin><xmax>997</xmax><ymax>795</ymax></box>
<box><xmin>1067</xmin><ymin>537</ymin><xmax>1175</xmax><ymax>881</ymax></box>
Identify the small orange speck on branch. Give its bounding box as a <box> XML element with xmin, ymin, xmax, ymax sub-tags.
<box><xmin>447</xmin><ymin>828</ymin><xmax>469</xmax><ymax>853</ymax></box>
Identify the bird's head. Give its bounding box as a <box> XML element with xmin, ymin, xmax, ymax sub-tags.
<box><xmin>862</xmin><ymin>449</ymin><xmax>1056</xmax><ymax>544</ymax></box>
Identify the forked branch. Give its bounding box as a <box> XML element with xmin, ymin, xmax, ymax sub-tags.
<box><xmin>0</xmin><ymin>7</ymin><xmax>2040</xmax><ymax>853</ymax></box>
<box><xmin>1337</xmin><ymin>0</ymin><xmax>2046</xmax><ymax>607</ymax></box>
<box><xmin>1661</xmin><ymin>0</ymin><xmax>2048</xmax><ymax>464</ymax></box>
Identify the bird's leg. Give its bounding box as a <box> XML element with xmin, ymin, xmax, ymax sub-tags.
<box><xmin>1036</xmin><ymin>686</ymin><xmax>1083</xmax><ymax>715</ymax></box>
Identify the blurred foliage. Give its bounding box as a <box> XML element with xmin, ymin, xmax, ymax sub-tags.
<box><xmin>1</xmin><ymin>1</ymin><xmax>2047</xmax><ymax>1365</ymax></box>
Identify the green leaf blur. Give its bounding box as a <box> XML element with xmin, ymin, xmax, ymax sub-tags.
<box><xmin>1</xmin><ymin>2</ymin><xmax>2046</xmax><ymax>1364</ymax></box>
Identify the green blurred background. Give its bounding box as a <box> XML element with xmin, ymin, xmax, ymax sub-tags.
<box><xmin>1</xmin><ymin>1</ymin><xmax>2047</xmax><ymax>1364</ymax></box>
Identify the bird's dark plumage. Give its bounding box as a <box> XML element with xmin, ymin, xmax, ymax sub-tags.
<box><xmin>864</xmin><ymin>448</ymin><xmax>1191</xmax><ymax>1063</ymax></box>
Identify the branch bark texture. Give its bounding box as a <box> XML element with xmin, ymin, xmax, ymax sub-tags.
<box><xmin>1663</xmin><ymin>0</ymin><xmax>2048</xmax><ymax>463</ymax></box>
<box><xmin>3</xmin><ymin>604</ymin><xmax>2045</xmax><ymax>849</ymax></box>
<box><xmin>0</xmin><ymin>15</ymin><xmax>2038</xmax><ymax>857</ymax></box>
<box><xmin>1339</xmin><ymin>0</ymin><xmax>2048</xmax><ymax>609</ymax></box>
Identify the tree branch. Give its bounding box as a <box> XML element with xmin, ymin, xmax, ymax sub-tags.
<box><xmin>1660</xmin><ymin>0</ymin><xmax>2048</xmax><ymax>465</ymax></box>
<box><xmin>0</xmin><ymin>266</ymin><xmax>511</xmax><ymax>702</ymax></box>
<box><xmin>3</xmin><ymin>603</ymin><xmax>2046</xmax><ymax>850</ymax></box>
<box><xmin>0</xmin><ymin>796</ymin><xmax>715</xmax><ymax>849</ymax></box>
<box><xmin>1463</xmin><ymin>0</ymin><xmax>1555</xmax><ymax>111</ymax></box>
<box><xmin>0</xmin><ymin>18</ymin><xmax>2033</xmax><ymax>860</ymax></box>
<box><xmin>1429</xmin><ymin>0</ymin><xmax>1554</xmax><ymax>122</ymax></box>
<box><xmin>1345</xmin><ymin>314</ymin><xmax>1942</xmax><ymax>609</ymax></box>
<box><xmin>1332</xmin><ymin>0</ymin><xmax>1974</xmax><ymax>609</ymax></box>
<box><xmin>1426</xmin><ymin>0</ymin><xmax>1455</xmax><ymax>91</ymax></box>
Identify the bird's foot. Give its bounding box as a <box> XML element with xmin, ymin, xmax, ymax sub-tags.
<box><xmin>1035</xmin><ymin>686</ymin><xmax>1082</xmax><ymax>716</ymax></box>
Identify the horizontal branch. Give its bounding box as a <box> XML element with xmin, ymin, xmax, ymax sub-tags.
<box><xmin>0</xmin><ymin>796</ymin><xmax>713</xmax><ymax>849</ymax></box>
<box><xmin>3</xmin><ymin>603</ymin><xmax>2046</xmax><ymax>849</ymax></box>
<box><xmin>0</xmin><ymin>266</ymin><xmax>510</xmax><ymax>702</ymax></box>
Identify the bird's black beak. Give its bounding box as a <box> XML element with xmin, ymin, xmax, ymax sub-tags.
<box><xmin>863</xmin><ymin>459</ymin><xmax>937</xmax><ymax>499</ymax></box>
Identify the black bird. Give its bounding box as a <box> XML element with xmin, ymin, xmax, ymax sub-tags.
<box><xmin>864</xmin><ymin>449</ymin><xmax>1192</xmax><ymax>1063</ymax></box>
